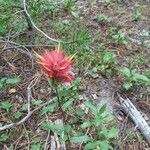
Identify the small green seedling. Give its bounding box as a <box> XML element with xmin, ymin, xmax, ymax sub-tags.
<box><xmin>121</xmin><ymin>67</ymin><xmax>150</xmax><ymax>90</ymax></box>
<box><xmin>0</xmin><ymin>77</ymin><xmax>21</xmax><ymax>89</ymax></box>
<box><xmin>0</xmin><ymin>101</ymin><xmax>12</xmax><ymax>112</ymax></box>
<box><xmin>96</xmin><ymin>51</ymin><xmax>117</xmax><ymax>75</ymax></box>
<box><xmin>97</xmin><ymin>13</ymin><xmax>110</xmax><ymax>24</ymax></box>
<box><xmin>0</xmin><ymin>133</ymin><xmax>9</xmax><ymax>142</ymax></box>
<box><xmin>109</xmin><ymin>27</ymin><xmax>128</xmax><ymax>45</ymax></box>
<box><xmin>132</xmin><ymin>4</ymin><xmax>142</xmax><ymax>21</ymax></box>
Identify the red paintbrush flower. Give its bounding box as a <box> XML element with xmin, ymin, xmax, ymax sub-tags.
<box><xmin>36</xmin><ymin>49</ymin><xmax>75</xmax><ymax>83</ymax></box>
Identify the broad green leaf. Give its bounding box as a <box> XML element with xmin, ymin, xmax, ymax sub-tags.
<box><xmin>84</xmin><ymin>141</ymin><xmax>101</xmax><ymax>150</ymax></box>
<box><xmin>107</xmin><ymin>127</ymin><xmax>119</xmax><ymax>138</ymax></box>
<box><xmin>41</xmin><ymin>102</ymin><xmax>57</xmax><ymax>115</ymax></box>
<box><xmin>41</xmin><ymin>121</ymin><xmax>64</xmax><ymax>133</ymax></box>
<box><xmin>98</xmin><ymin>103</ymin><xmax>107</xmax><ymax>115</ymax></box>
<box><xmin>71</xmin><ymin>11</ymin><xmax>80</xmax><ymax>19</ymax></box>
<box><xmin>0</xmin><ymin>134</ymin><xmax>9</xmax><ymax>142</ymax></box>
<box><xmin>62</xmin><ymin>99</ymin><xmax>73</xmax><ymax>111</ymax></box>
<box><xmin>99</xmin><ymin>126</ymin><xmax>108</xmax><ymax>137</ymax></box>
<box><xmin>6</xmin><ymin>77</ymin><xmax>21</xmax><ymax>84</ymax></box>
<box><xmin>31</xmin><ymin>99</ymin><xmax>42</xmax><ymax>105</ymax></box>
<box><xmin>0</xmin><ymin>101</ymin><xmax>12</xmax><ymax>111</ymax></box>
<box><xmin>71</xmin><ymin>135</ymin><xmax>91</xmax><ymax>144</ymax></box>
<box><xmin>64</xmin><ymin>124</ymin><xmax>72</xmax><ymax>133</ymax></box>
<box><xmin>133</xmin><ymin>73</ymin><xmax>150</xmax><ymax>82</ymax></box>
<box><xmin>0</xmin><ymin>77</ymin><xmax>7</xmax><ymax>89</ymax></box>
<box><xmin>93</xmin><ymin>116</ymin><xmax>102</xmax><ymax>126</ymax></box>
<box><xmin>84</xmin><ymin>100</ymin><xmax>97</xmax><ymax>115</ymax></box>
<box><xmin>103</xmin><ymin>52</ymin><xmax>116</xmax><ymax>64</ymax></box>
<box><xmin>76</xmin><ymin>108</ymin><xmax>85</xmax><ymax>116</ymax></box>
<box><xmin>22</xmin><ymin>103</ymin><xmax>28</xmax><ymax>111</ymax></box>
<box><xmin>31</xmin><ymin>143</ymin><xmax>41</xmax><ymax>150</ymax></box>
<box><xmin>14</xmin><ymin>112</ymin><xmax>22</xmax><ymax>119</ymax></box>
<box><xmin>123</xmin><ymin>82</ymin><xmax>133</xmax><ymax>90</ymax></box>
<box><xmin>121</xmin><ymin>67</ymin><xmax>131</xmax><ymax>78</ymax></box>
<box><xmin>100</xmin><ymin>140</ymin><xmax>109</xmax><ymax>150</ymax></box>
<box><xmin>81</xmin><ymin>121</ymin><xmax>92</xmax><ymax>129</ymax></box>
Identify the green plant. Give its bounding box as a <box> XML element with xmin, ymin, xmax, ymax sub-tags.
<box><xmin>121</xmin><ymin>67</ymin><xmax>150</xmax><ymax>90</ymax></box>
<box><xmin>63</xmin><ymin>0</ymin><xmax>75</xmax><ymax>11</ymax></box>
<box><xmin>64</xmin><ymin>28</ymin><xmax>93</xmax><ymax>53</ymax></box>
<box><xmin>0</xmin><ymin>77</ymin><xmax>21</xmax><ymax>89</ymax></box>
<box><xmin>132</xmin><ymin>4</ymin><xmax>142</xmax><ymax>21</ymax></box>
<box><xmin>0</xmin><ymin>101</ymin><xmax>12</xmax><ymax>112</ymax></box>
<box><xmin>81</xmin><ymin>101</ymin><xmax>119</xmax><ymax>150</ymax></box>
<box><xmin>0</xmin><ymin>133</ymin><xmax>9</xmax><ymax>142</ymax></box>
<box><xmin>96</xmin><ymin>51</ymin><xmax>117</xmax><ymax>75</ymax></box>
<box><xmin>104</xmin><ymin>0</ymin><xmax>111</xmax><ymax>6</ymax></box>
<box><xmin>97</xmin><ymin>13</ymin><xmax>110</xmax><ymax>24</ymax></box>
<box><xmin>30</xmin><ymin>137</ymin><xmax>42</xmax><ymax>150</ymax></box>
<box><xmin>109</xmin><ymin>27</ymin><xmax>128</xmax><ymax>45</ymax></box>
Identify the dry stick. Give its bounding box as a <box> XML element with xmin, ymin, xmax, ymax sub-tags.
<box><xmin>0</xmin><ymin>40</ymin><xmax>33</xmax><ymax>58</ymax></box>
<box><xmin>23</xmin><ymin>0</ymin><xmax>60</xmax><ymax>43</ymax></box>
<box><xmin>119</xmin><ymin>96</ymin><xmax>150</xmax><ymax>146</ymax></box>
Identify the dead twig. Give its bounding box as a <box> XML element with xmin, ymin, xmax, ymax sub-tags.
<box><xmin>0</xmin><ymin>39</ymin><xmax>34</xmax><ymax>59</ymax></box>
<box><xmin>119</xmin><ymin>95</ymin><xmax>150</xmax><ymax>146</ymax></box>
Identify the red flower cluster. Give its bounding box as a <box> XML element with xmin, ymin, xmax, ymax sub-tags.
<box><xmin>37</xmin><ymin>49</ymin><xmax>75</xmax><ymax>83</ymax></box>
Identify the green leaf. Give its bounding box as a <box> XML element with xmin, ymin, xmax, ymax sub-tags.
<box><xmin>98</xmin><ymin>103</ymin><xmax>107</xmax><ymax>115</ymax></box>
<box><xmin>0</xmin><ymin>101</ymin><xmax>12</xmax><ymax>111</ymax></box>
<box><xmin>14</xmin><ymin>112</ymin><xmax>22</xmax><ymax>119</ymax></box>
<box><xmin>64</xmin><ymin>124</ymin><xmax>72</xmax><ymax>133</ymax></box>
<box><xmin>22</xmin><ymin>103</ymin><xmax>28</xmax><ymax>111</ymax></box>
<box><xmin>6</xmin><ymin>77</ymin><xmax>21</xmax><ymax>84</ymax></box>
<box><xmin>0</xmin><ymin>134</ymin><xmax>9</xmax><ymax>142</ymax></box>
<box><xmin>31</xmin><ymin>143</ymin><xmax>41</xmax><ymax>150</ymax></box>
<box><xmin>99</xmin><ymin>126</ymin><xmax>108</xmax><ymax>137</ymax></box>
<box><xmin>103</xmin><ymin>52</ymin><xmax>116</xmax><ymax>64</ymax></box>
<box><xmin>80</xmin><ymin>121</ymin><xmax>92</xmax><ymax>129</ymax></box>
<box><xmin>71</xmin><ymin>135</ymin><xmax>91</xmax><ymax>144</ymax></box>
<box><xmin>84</xmin><ymin>100</ymin><xmax>97</xmax><ymax>115</ymax></box>
<box><xmin>107</xmin><ymin>127</ymin><xmax>119</xmax><ymax>138</ymax></box>
<box><xmin>62</xmin><ymin>99</ymin><xmax>73</xmax><ymax>111</ymax></box>
<box><xmin>121</xmin><ymin>67</ymin><xmax>131</xmax><ymax>78</ymax></box>
<box><xmin>133</xmin><ymin>73</ymin><xmax>150</xmax><ymax>82</ymax></box>
<box><xmin>0</xmin><ymin>77</ymin><xmax>7</xmax><ymax>89</ymax></box>
<box><xmin>93</xmin><ymin>116</ymin><xmax>102</xmax><ymax>126</ymax></box>
<box><xmin>123</xmin><ymin>82</ymin><xmax>133</xmax><ymax>90</ymax></box>
<box><xmin>100</xmin><ymin>140</ymin><xmax>109</xmax><ymax>150</ymax></box>
<box><xmin>84</xmin><ymin>141</ymin><xmax>101</xmax><ymax>150</ymax></box>
<box><xmin>71</xmin><ymin>11</ymin><xmax>80</xmax><ymax>19</ymax></box>
<box><xmin>41</xmin><ymin>102</ymin><xmax>57</xmax><ymax>115</ymax></box>
<box><xmin>41</xmin><ymin>122</ymin><xmax>64</xmax><ymax>133</ymax></box>
<box><xmin>31</xmin><ymin>99</ymin><xmax>42</xmax><ymax>105</ymax></box>
<box><xmin>76</xmin><ymin>108</ymin><xmax>85</xmax><ymax>116</ymax></box>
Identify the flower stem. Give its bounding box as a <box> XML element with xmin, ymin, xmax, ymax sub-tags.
<box><xmin>55</xmin><ymin>85</ymin><xmax>65</xmax><ymax>119</ymax></box>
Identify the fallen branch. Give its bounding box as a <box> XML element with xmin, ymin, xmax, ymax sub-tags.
<box><xmin>23</xmin><ymin>0</ymin><xmax>61</xmax><ymax>43</ymax></box>
<box><xmin>119</xmin><ymin>96</ymin><xmax>150</xmax><ymax>146</ymax></box>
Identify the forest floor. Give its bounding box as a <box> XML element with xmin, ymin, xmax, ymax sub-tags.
<box><xmin>0</xmin><ymin>0</ymin><xmax>150</xmax><ymax>150</ymax></box>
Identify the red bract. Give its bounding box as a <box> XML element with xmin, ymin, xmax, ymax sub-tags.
<box><xmin>37</xmin><ymin>49</ymin><xmax>75</xmax><ymax>83</ymax></box>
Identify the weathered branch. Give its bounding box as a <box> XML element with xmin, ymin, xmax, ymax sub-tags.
<box><xmin>119</xmin><ymin>96</ymin><xmax>150</xmax><ymax>146</ymax></box>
